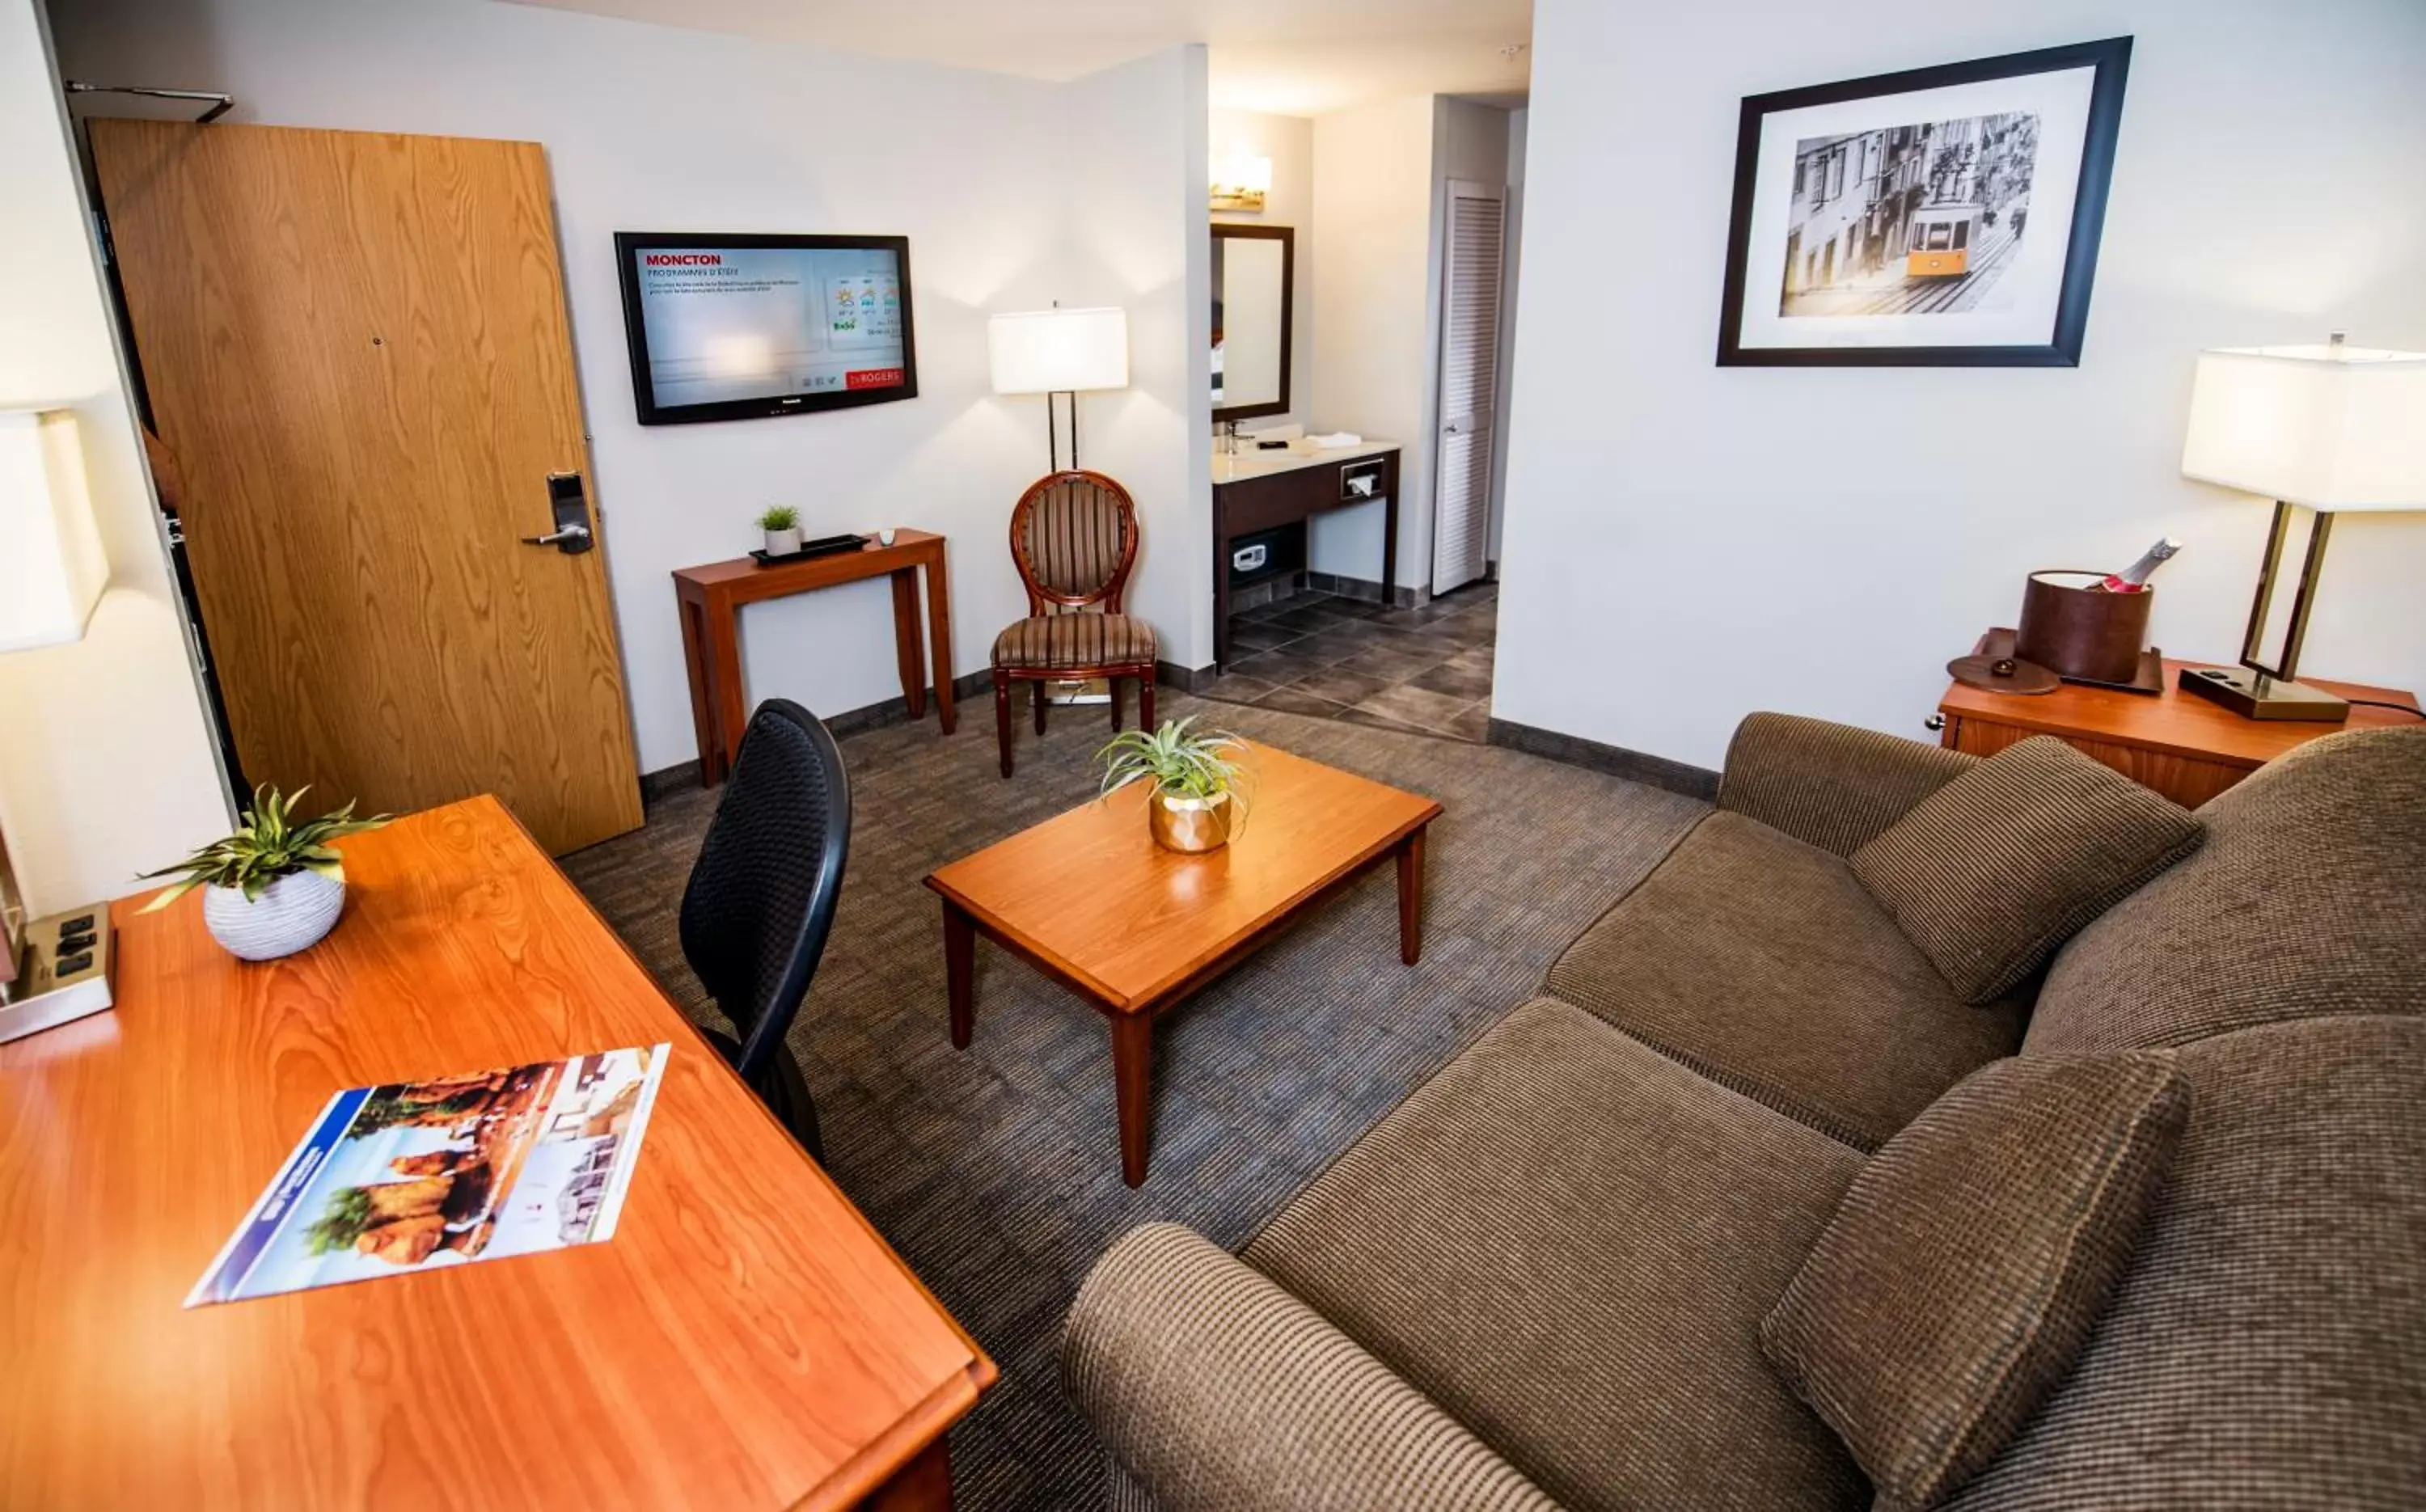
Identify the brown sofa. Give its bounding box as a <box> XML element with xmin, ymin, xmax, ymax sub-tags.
<box><xmin>1063</xmin><ymin>714</ymin><xmax>2426</xmax><ymax>1510</ymax></box>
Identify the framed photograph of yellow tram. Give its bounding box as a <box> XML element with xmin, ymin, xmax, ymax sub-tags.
<box><xmin>1717</xmin><ymin>38</ymin><xmax>2131</xmax><ymax>367</ymax></box>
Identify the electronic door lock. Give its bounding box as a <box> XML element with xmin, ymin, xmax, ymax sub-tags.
<box><xmin>522</xmin><ymin>471</ymin><xmax>594</xmax><ymax>555</ymax></box>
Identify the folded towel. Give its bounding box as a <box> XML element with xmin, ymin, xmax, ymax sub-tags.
<box><xmin>1307</xmin><ymin>432</ymin><xmax>1364</xmax><ymax>449</ymax></box>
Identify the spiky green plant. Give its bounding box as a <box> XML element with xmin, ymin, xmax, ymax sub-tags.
<box><xmin>756</xmin><ymin>505</ymin><xmax>801</xmax><ymax>531</ymax></box>
<box><xmin>137</xmin><ymin>785</ymin><xmax>391</xmax><ymax>911</ymax></box>
<box><xmin>1096</xmin><ymin>716</ymin><xmax>1250</xmax><ymax>823</ymax></box>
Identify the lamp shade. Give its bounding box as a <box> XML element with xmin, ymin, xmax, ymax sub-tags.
<box><xmin>0</xmin><ymin>408</ymin><xmax>108</xmax><ymax>654</ymax></box>
<box><xmin>2181</xmin><ymin>344</ymin><xmax>2426</xmax><ymax>511</ymax></box>
<box><xmin>987</xmin><ymin>307</ymin><xmax>1128</xmax><ymax>395</ymax></box>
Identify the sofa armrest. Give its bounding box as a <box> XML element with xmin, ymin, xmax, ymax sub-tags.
<box><xmin>1065</xmin><ymin>1223</ymin><xmax>1561</xmax><ymax>1512</ymax></box>
<box><xmin>1717</xmin><ymin>712</ymin><xmax>1978</xmax><ymax>856</ymax></box>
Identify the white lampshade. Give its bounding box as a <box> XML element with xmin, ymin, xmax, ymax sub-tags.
<box><xmin>987</xmin><ymin>307</ymin><xmax>1129</xmax><ymax>395</ymax></box>
<box><xmin>2181</xmin><ymin>343</ymin><xmax>2426</xmax><ymax>511</ymax></box>
<box><xmin>0</xmin><ymin>408</ymin><xmax>108</xmax><ymax>653</ymax></box>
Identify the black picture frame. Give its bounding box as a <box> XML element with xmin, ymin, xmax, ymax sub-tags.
<box><xmin>613</xmin><ymin>231</ymin><xmax>919</xmax><ymax>425</ymax></box>
<box><xmin>1715</xmin><ymin>37</ymin><xmax>2131</xmax><ymax>368</ymax></box>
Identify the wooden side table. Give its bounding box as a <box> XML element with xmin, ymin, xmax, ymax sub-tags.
<box><xmin>1936</xmin><ymin>656</ymin><xmax>2420</xmax><ymax>809</ymax></box>
<box><xmin>675</xmin><ymin>531</ymin><xmax>955</xmax><ymax>788</ymax></box>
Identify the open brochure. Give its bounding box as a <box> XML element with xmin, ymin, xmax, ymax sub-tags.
<box><xmin>188</xmin><ymin>1045</ymin><xmax>669</xmax><ymax>1307</ymax></box>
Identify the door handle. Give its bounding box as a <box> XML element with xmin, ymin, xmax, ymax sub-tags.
<box><xmin>522</xmin><ymin>522</ymin><xmax>592</xmax><ymax>550</ymax></box>
<box><xmin>524</xmin><ymin>471</ymin><xmax>595</xmax><ymax>555</ymax></box>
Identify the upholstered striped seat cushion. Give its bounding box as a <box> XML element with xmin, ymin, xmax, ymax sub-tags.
<box><xmin>992</xmin><ymin>612</ymin><xmax>1157</xmax><ymax>670</ymax></box>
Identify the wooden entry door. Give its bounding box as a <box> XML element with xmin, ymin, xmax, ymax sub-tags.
<box><xmin>90</xmin><ymin>120</ymin><xmax>642</xmax><ymax>855</ymax></box>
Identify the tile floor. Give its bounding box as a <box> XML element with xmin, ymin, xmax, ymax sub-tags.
<box><xmin>1197</xmin><ymin>581</ymin><xmax>1497</xmax><ymax>741</ymax></box>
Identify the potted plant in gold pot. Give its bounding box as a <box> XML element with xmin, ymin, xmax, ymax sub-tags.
<box><xmin>139</xmin><ymin>786</ymin><xmax>390</xmax><ymax>961</ymax></box>
<box><xmin>1097</xmin><ymin>716</ymin><xmax>1249</xmax><ymax>854</ymax></box>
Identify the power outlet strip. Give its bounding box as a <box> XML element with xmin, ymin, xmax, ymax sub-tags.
<box><xmin>1</xmin><ymin>906</ymin><xmax>115</xmax><ymax>1045</ymax></box>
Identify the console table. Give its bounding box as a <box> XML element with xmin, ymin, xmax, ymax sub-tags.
<box><xmin>675</xmin><ymin>531</ymin><xmax>955</xmax><ymax>788</ymax></box>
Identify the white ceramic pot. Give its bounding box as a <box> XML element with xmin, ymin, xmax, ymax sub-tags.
<box><xmin>202</xmin><ymin>871</ymin><xmax>347</xmax><ymax>961</ymax></box>
<box><xmin>763</xmin><ymin>526</ymin><xmax>802</xmax><ymax>556</ymax></box>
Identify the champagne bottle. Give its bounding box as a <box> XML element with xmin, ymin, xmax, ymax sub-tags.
<box><xmin>2098</xmin><ymin>538</ymin><xmax>2181</xmax><ymax>593</ymax></box>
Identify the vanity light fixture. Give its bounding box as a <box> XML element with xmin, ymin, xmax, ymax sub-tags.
<box><xmin>1209</xmin><ymin>150</ymin><xmax>1272</xmax><ymax>213</ymax></box>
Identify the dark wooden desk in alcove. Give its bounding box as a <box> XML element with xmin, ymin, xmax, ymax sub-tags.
<box><xmin>1213</xmin><ymin>445</ymin><xmax>1401</xmax><ymax>668</ymax></box>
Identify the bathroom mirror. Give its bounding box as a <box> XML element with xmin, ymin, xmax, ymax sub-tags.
<box><xmin>1211</xmin><ymin>225</ymin><xmax>1293</xmax><ymax>422</ymax></box>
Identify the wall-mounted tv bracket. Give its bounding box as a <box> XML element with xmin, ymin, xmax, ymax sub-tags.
<box><xmin>64</xmin><ymin>82</ymin><xmax>235</xmax><ymax>124</ymax></box>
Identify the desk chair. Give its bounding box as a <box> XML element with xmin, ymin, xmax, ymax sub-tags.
<box><xmin>991</xmin><ymin>471</ymin><xmax>1158</xmax><ymax>777</ymax></box>
<box><xmin>678</xmin><ymin>699</ymin><xmax>850</xmax><ymax>1162</ymax></box>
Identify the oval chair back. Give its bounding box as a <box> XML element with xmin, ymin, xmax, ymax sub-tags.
<box><xmin>1009</xmin><ymin>470</ymin><xmax>1139</xmax><ymax>615</ymax></box>
<box><xmin>676</xmin><ymin>698</ymin><xmax>851</xmax><ymax>1159</ymax></box>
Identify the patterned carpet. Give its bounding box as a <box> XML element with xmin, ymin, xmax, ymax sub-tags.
<box><xmin>561</xmin><ymin>692</ymin><xmax>1706</xmax><ymax>1509</ymax></box>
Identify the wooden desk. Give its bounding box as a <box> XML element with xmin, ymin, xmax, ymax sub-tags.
<box><xmin>0</xmin><ymin>797</ymin><xmax>993</xmax><ymax>1510</ymax></box>
<box><xmin>1938</xmin><ymin>657</ymin><xmax>2420</xmax><ymax>809</ymax></box>
<box><xmin>677</xmin><ymin>531</ymin><xmax>954</xmax><ymax>788</ymax></box>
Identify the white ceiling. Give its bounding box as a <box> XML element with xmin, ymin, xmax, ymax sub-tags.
<box><xmin>503</xmin><ymin>0</ymin><xmax>1532</xmax><ymax>116</ymax></box>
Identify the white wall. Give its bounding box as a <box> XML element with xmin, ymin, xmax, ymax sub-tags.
<box><xmin>52</xmin><ymin>0</ymin><xmax>1211</xmax><ymax>772</ymax></box>
<box><xmin>0</xmin><ymin>0</ymin><xmax>229</xmax><ymax>914</ymax></box>
<box><xmin>1210</xmin><ymin>107</ymin><xmax>1315</xmax><ymax>432</ymax></box>
<box><xmin>1487</xmin><ymin>106</ymin><xmax>1527</xmax><ymax>565</ymax></box>
<box><xmin>1498</xmin><ymin>0</ymin><xmax>2426</xmax><ymax>770</ymax></box>
<box><xmin>1064</xmin><ymin>46</ymin><xmax>1216</xmax><ymax>669</ymax></box>
<box><xmin>1307</xmin><ymin>96</ymin><xmax>1438</xmax><ymax>593</ymax></box>
<box><xmin>1308</xmin><ymin>96</ymin><xmax>1514</xmax><ymax>597</ymax></box>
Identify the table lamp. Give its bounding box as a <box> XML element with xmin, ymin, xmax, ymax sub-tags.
<box><xmin>0</xmin><ymin>406</ymin><xmax>119</xmax><ymax>1041</ymax></box>
<box><xmin>987</xmin><ymin>306</ymin><xmax>1128</xmax><ymax>472</ymax></box>
<box><xmin>2179</xmin><ymin>335</ymin><xmax>2426</xmax><ymax>720</ymax></box>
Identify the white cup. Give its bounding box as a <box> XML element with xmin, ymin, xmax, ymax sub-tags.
<box><xmin>877</xmin><ymin>528</ymin><xmax>898</xmax><ymax>547</ymax></box>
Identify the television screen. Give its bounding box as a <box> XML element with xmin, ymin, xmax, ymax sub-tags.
<box><xmin>613</xmin><ymin>233</ymin><xmax>918</xmax><ymax>425</ymax></box>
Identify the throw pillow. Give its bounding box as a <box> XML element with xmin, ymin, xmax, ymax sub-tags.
<box><xmin>1760</xmin><ymin>1051</ymin><xmax>2190</xmax><ymax>1511</ymax></box>
<box><xmin>1853</xmin><ymin>735</ymin><xmax>2204</xmax><ymax>1003</ymax></box>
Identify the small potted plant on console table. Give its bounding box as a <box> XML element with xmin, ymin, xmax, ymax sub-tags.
<box><xmin>139</xmin><ymin>786</ymin><xmax>391</xmax><ymax>961</ymax></box>
<box><xmin>1097</xmin><ymin>716</ymin><xmax>1250</xmax><ymax>854</ymax></box>
<box><xmin>758</xmin><ymin>505</ymin><xmax>802</xmax><ymax>558</ymax></box>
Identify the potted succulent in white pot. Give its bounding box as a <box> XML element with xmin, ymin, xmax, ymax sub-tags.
<box><xmin>139</xmin><ymin>786</ymin><xmax>391</xmax><ymax>961</ymax></box>
<box><xmin>758</xmin><ymin>505</ymin><xmax>803</xmax><ymax>557</ymax></box>
<box><xmin>1097</xmin><ymin>716</ymin><xmax>1251</xmax><ymax>854</ymax></box>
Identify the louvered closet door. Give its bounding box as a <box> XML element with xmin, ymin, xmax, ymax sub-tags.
<box><xmin>1431</xmin><ymin>180</ymin><xmax>1506</xmax><ymax>595</ymax></box>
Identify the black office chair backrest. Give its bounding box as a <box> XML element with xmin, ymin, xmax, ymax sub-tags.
<box><xmin>677</xmin><ymin>699</ymin><xmax>852</xmax><ymax>1079</ymax></box>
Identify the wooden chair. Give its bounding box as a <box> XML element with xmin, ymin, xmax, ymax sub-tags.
<box><xmin>991</xmin><ymin>471</ymin><xmax>1158</xmax><ymax>778</ymax></box>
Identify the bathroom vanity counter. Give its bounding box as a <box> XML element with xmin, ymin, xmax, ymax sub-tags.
<box><xmin>1211</xmin><ymin>439</ymin><xmax>1401</xmax><ymax>485</ymax></box>
<box><xmin>1212</xmin><ymin>442</ymin><xmax>1401</xmax><ymax>667</ymax></box>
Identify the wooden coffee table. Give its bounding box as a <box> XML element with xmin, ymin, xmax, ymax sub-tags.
<box><xmin>923</xmin><ymin>742</ymin><xmax>1442</xmax><ymax>1185</ymax></box>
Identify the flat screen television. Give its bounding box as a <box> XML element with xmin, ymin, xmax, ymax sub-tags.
<box><xmin>613</xmin><ymin>232</ymin><xmax>919</xmax><ymax>425</ymax></box>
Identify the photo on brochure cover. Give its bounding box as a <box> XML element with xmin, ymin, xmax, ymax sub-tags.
<box><xmin>188</xmin><ymin>1044</ymin><xmax>669</xmax><ymax>1307</ymax></box>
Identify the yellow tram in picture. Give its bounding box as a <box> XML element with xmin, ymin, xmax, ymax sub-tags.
<box><xmin>1906</xmin><ymin>202</ymin><xmax>1983</xmax><ymax>278</ymax></box>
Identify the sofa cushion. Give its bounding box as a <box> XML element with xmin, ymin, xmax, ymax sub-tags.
<box><xmin>2027</xmin><ymin>724</ymin><xmax>2426</xmax><ymax>1054</ymax></box>
<box><xmin>1852</xmin><ymin>736</ymin><xmax>2204</xmax><ymax>1004</ymax></box>
<box><xmin>1546</xmin><ymin>811</ymin><xmax>2027</xmax><ymax>1150</ymax></box>
<box><xmin>1943</xmin><ymin>1016</ymin><xmax>2426</xmax><ymax>1510</ymax></box>
<box><xmin>1241</xmin><ymin>995</ymin><xmax>1870</xmax><ymax>1512</ymax></box>
<box><xmin>1763</xmin><ymin>1052</ymin><xmax>2189</xmax><ymax>1511</ymax></box>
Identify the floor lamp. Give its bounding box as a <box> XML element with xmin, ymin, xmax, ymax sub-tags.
<box><xmin>2179</xmin><ymin>336</ymin><xmax>2426</xmax><ymax>721</ymax></box>
<box><xmin>987</xmin><ymin>306</ymin><xmax>1130</xmax><ymax>473</ymax></box>
<box><xmin>0</xmin><ymin>408</ymin><xmax>117</xmax><ymax>1041</ymax></box>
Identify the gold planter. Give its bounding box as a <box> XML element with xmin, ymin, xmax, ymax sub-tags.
<box><xmin>1149</xmin><ymin>788</ymin><xmax>1232</xmax><ymax>853</ymax></box>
